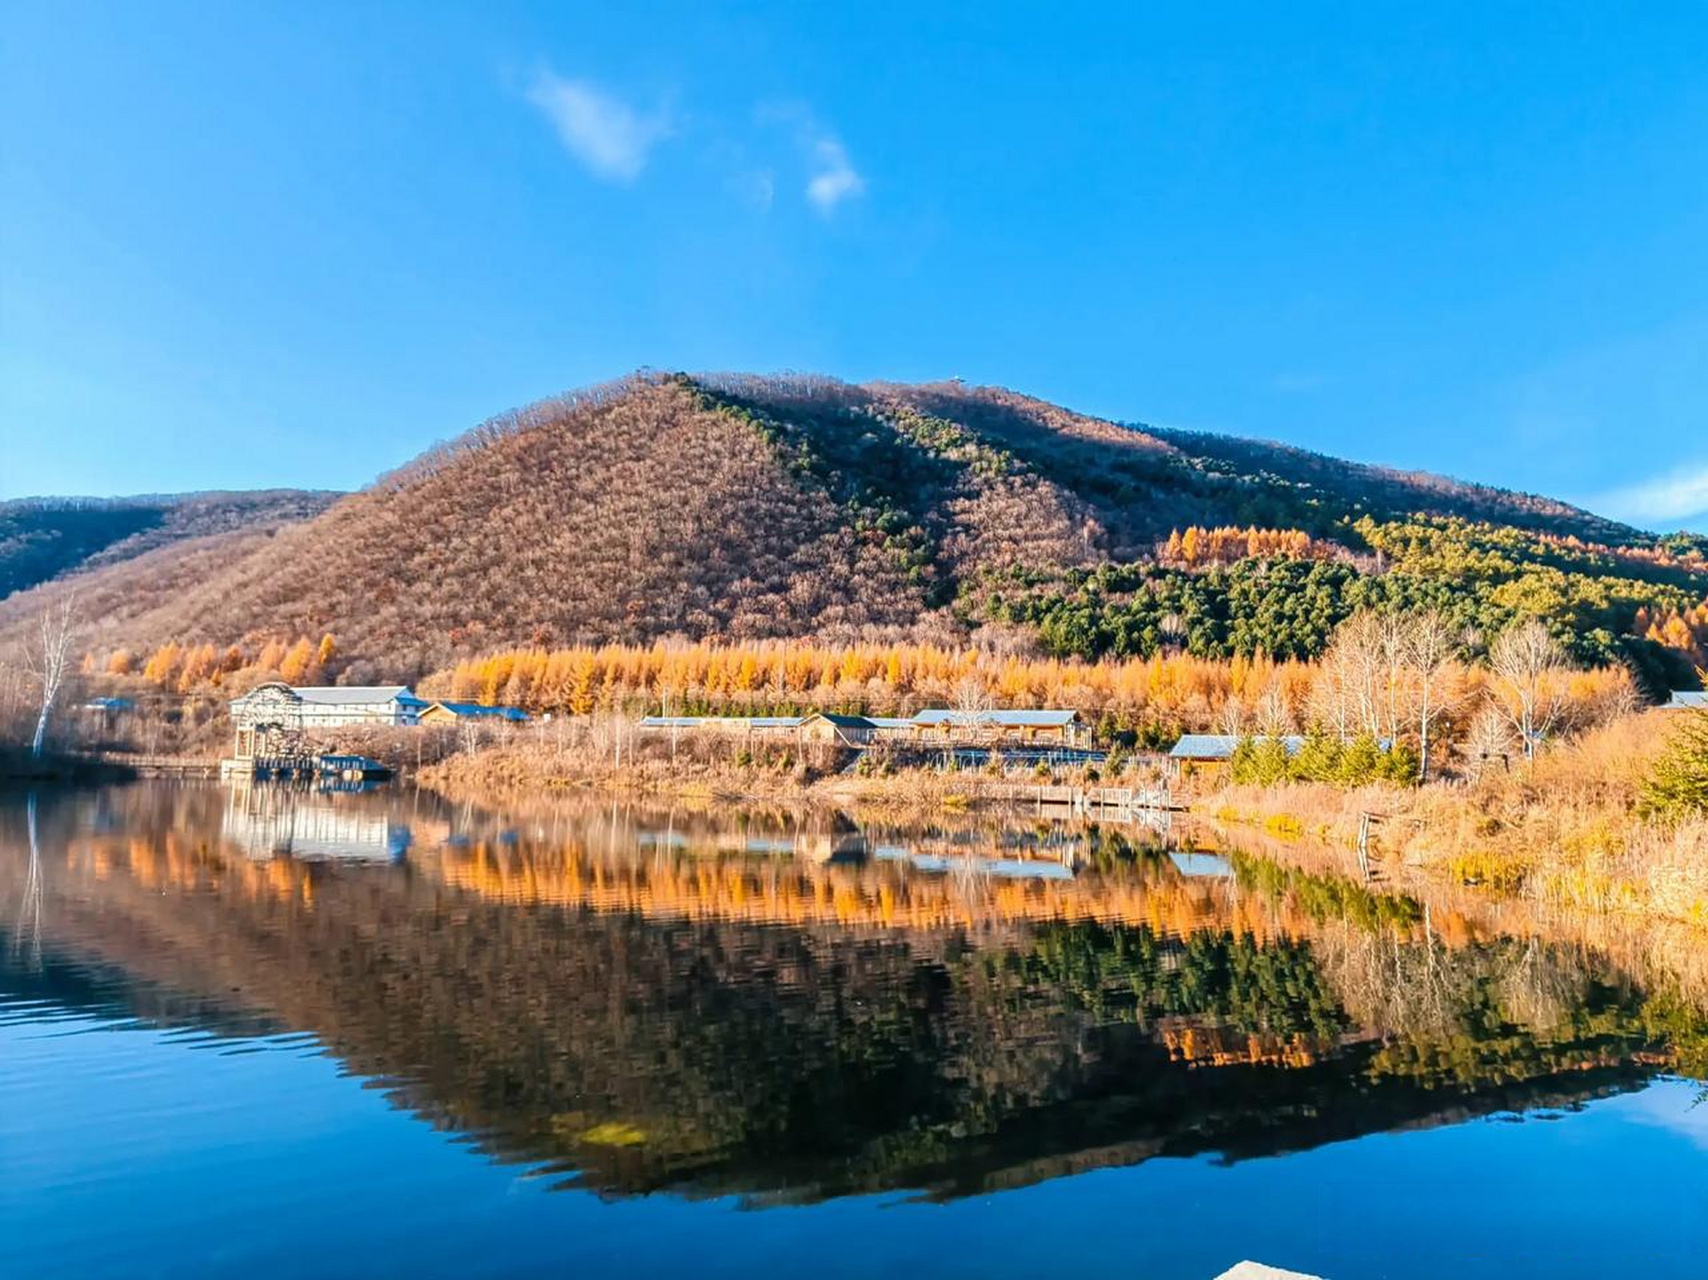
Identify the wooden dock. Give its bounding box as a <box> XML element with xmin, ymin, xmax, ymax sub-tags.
<box><xmin>220</xmin><ymin>753</ymin><xmax>392</xmax><ymax>781</ymax></box>
<box><xmin>86</xmin><ymin>753</ymin><xmax>221</xmax><ymax>778</ymax></box>
<box><xmin>989</xmin><ymin>783</ymin><xmax>1178</xmax><ymax>814</ymax></box>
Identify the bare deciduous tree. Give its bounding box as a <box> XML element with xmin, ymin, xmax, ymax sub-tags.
<box><xmin>1488</xmin><ymin>619</ymin><xmax>1567</xmax><ymax>760</ymax></box>
<box><xmin>1254</xmin><ymin>686</ymin><xmax>1294</xmax><ymax>738</ymax></box>
<box><xmin>1404</xmin><ymin>610</ymin><xmax>1464</xmax><ymax>781</ymax></box>
<box><xmin>951</xmin><ymin>674</ymin><xmax>992</xmax><ymax>730</ymax></box>
<box><xmin>1312</xmin><ymin>610</ymin><xmax>1412</xmax><ymax>743</ymax></box>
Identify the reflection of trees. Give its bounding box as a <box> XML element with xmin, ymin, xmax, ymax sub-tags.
<box><xmin>9</xmin><ymin>793</ymin><xmax>43</xmax><ymax>972</ymax></box>
<box><xmin>3</xmin><ymin>784</ymin><xmax>1706</xmax><ymax>1205</ymax></box>
<box><xmin>1015</xmin><ymin>920</ymin><xmax>1350</xmax><ymax>1042</ymax></box>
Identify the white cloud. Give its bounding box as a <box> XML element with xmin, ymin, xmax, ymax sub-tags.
<box><xmin>526</xmin><ymin>72</ymin><xmax>669</xmax><ymax>183</ymax></box>
<box><xmin>805</xmin><ymin>136</ymin><xmax>864</xmax><ymax>214</ymax></box>
<box><xmin>1593</xmin><ymin>461</ymin><xmax>1708</xmax><ymax>529</ymax></box>
<box><xmin>1608</xmin><ymin>1081</ymin><xmax>1708</xmax><ymax>1152</ymax></box>
<box><xmin>755</xmin><ymin>102</ymin><xmax>865</xmax><ymax>214</ymax></box>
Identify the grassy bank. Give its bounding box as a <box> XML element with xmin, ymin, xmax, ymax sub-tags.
<box><xmin>414</xmin><ymin>738</ymin><xmax>1081</xmax><ymax>817</ymax></box>
<box><xmin>1204</xmin><ymin>711</ymin><xmax>1708</xmax><ymax>928</ymax></box>
<box><xmin>406</xmin><ymin>714</ymin><xmax>1156</xmax><ymax>818</ymax></box>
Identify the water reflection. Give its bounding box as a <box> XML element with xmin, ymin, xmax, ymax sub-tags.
<box><xmin>1</xmin><ymin>781</ymin><xmax>1704</xmax><ymax>1207</ymax></box>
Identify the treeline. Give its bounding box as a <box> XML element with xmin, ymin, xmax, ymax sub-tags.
<box><xmin>424</xmin><ymin>640</ymin><xmax>1318</xmax><ymax>739</ymax></box>
<box><xmin>1230</xmin><ymin>733</ymin><xmax>1421</xmax><ymax>787</ymax></box>
<box><xmin>979</xmin><ymin>512</ymin><xmax>1708</xmax><ymax>689</ymax></box>
<box><xmin>1634</xmin><ymin>602</ymin><xmax>1708</xmax><ymax>672</ymax></box>
<box><xmin>422</xmin><ymin>618</ymin><xmax>1635</xmax><ymax>768</ymax></box>
<box><xmin>1158</xmin><ymin>525</ymin><xmax>1333</xmax><ymax>569</ymax></box>
<box><xmin>102</xmin><ymin>633</ymin><xmax>338</xmax><ymax>693</ymax></box>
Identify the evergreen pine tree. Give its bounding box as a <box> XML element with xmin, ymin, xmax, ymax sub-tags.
<box><xmin>1641</xmin><ymin>710</ymin><xmax>1708</xmax><ymax>817</ymax></box>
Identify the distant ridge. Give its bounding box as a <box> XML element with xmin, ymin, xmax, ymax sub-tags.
<box><xmin>0</xmin><ymin>490</ymin><xmax>341</xmax><ymax>599</ymax></box>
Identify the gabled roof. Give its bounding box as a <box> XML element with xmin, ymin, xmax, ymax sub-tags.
<box><xmin>911</xmin><ymin>708</ymin><xmax>1080</xmax><ymax>727</ymax></box>
<box><xmin>866</xmin><ymin>717</ymin><xmax>915</xmax><ymax>730</ymax></box>
<box><xmin>803</xmin><ymin>712</ymin><xmax>876</xmax><ymax>728</ymax></box>
<box><xmin>637</xmin><ymin>715</ymin><xmax>808</xmax><ymax>728</ymax></box>
<box><xmin>1169</xmin><ymin>734</ymin><xmax>1307</xmax><ymax>760</ymax></box>
<box><xmin>1663</xmin><ymin>691</ymin><xmax>1708</xmax><ymax>709</ymax></box>
<box><xmin>431</xmin><ymin>701</ymin><xmax>529</xmax><ymax>720</ymax></box>
<box><xmin>290</xmin><ymin>685</ymin><xmax>416</xmax><ymax>705</ymax></box>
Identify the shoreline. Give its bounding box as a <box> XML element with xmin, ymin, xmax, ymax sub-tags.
<box><xmin>22</xmin><ymin>736</ymin><xmax>1707</xmax><ymax>939</ymax></box>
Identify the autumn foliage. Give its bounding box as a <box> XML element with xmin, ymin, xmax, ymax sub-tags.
<box><xmin>1635</xmin><ymin>602</ymin><xmax>1708</xmax><ymax>671</ymax></box>
<box><xmin>417</xmin><ymin>635</ymin><xmax>1636</xmax><ymax>751</ymax></box>
<box><xmin>420</xmin><ymin>640</ymin><xmax>1314</xmax><ymax>729</ymax></box>
<box><xmin>127</xmin><ymin>632</ymin><xmax>338</xmax><ymax>694</ymax></box>
<box><xmin>1159</xmin><ymin>525</ymin><xmax>1330</xmax><ymax>569</ymax></box>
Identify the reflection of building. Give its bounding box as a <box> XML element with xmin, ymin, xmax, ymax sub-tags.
<box><xmin>1168</xmin><ymin>851</ymin><xmax>1234</xmax><ymax>879</ymax></box>
<box><xmin>637</xmin><ymin>827</ymin><xmax>868</xmax><ymax>862</ymax></box>
<box><xmin>222</xmin><ymin>786</ymin><xmax>411</xmax><ymax>862</ymax></box>
<box><xmin>227</xmin><ymin>683</ymin><xmax>427</xmax><ymax>758</ymax></box>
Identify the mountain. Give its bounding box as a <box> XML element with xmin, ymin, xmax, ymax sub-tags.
<box><xmin>0</xmin><ymin>490</ymin><xmax>341</xmax><ymax>600</ymax></box>
<box><xmin>1</xmin><ymin>373</ymin><xmax>1703</xmax><ymax>687</ymax></box>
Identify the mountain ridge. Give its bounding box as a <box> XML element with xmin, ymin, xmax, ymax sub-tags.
<box><xmin>0</xmin><ymin>372</ymin><xmax>1702</xmax><ymax>688</ymax></box>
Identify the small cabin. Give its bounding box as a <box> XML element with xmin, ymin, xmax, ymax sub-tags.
<box><xmin>1167</xmin><ymin>734</ymin><xmax>1306</xmax><ymax>782</ymax></box>
<box><xmin>797</xmin><ymin>712</ymin><xmax>876</xmax><ymax>746</ymax></box>
<box><xmin>419</xmin><ymin>701</ymin><xmax>530</xmax><ymax>725</ymax></box>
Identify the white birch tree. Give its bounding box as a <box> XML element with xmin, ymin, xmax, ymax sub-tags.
<box><xmin>1488</xmin><ymin>619</ymin><xmax>1567</xmax><ymax>761</ymax></box>
<box><xmin>27</xmin><ymin>594</ymin><xmax>79</xmax><ymax>759</ymax></box>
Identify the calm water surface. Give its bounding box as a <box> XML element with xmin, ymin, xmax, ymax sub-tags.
<box><xmin>2</xmin><ymin>782</ymin><xmax>1705</xmax><ymax>1279</ymax></box>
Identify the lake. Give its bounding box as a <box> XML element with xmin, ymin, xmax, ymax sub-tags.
<box><xmin>2</xmin><ymin>781</ymin><xmax>1705</xmax><ymax>1279</ymax></box>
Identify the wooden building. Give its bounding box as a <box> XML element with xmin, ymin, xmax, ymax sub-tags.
<box><xmin>797</xmin><ymin>712</ymin><xmax>877</xmax><ymax>746</ymax></box>
<box><xmin>1167</xmin><ymin>733</ymin><xmax>1305</xmax><ymax>782</ymax></box>
<box><xmin>908</xmin><ymin>708</ymin><xmax>1085</xmax><ymax>746</ymax></box>
<box><xmin>419</xmin><ymin>700</ymin><xmax>530</xmax><ymax>725</ymax></box>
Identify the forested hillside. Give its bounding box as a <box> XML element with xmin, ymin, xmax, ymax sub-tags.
<box><xmin>0</xmin><ymin>490</ymin><xmax>339</xmax><ymax>599</ymax></box>
<box><xmin>1</xmin><ymin>371</ymin><xmax>1703</xmax><ymax>692</ymax></box>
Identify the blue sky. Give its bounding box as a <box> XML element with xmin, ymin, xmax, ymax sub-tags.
<box><xmin>3</xmin><ymin>2</ymin><xmax>1705</xmax><ymax>529</ymax></box>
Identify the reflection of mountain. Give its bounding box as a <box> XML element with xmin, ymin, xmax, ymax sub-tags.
<box><xmin>2</xmin><ymin>784</ymin><xmax>1702</xmax><ymax>1206</ymax></box>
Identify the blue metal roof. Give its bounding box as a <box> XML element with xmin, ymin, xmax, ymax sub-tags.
<box><xmin>1169</xmin><ymin>734</ymin><xmax>1306</xmax><ymax>760</ymax></box>
<box><xmin>434</xmin><ymin>701</ymin><xmax>529</xmax><ymax>720</ymax></box>
<box><xmin>911</xmin><ymin>708</ymin><xmax>1079</xmax><ymax>727</ymax></box>
<box><xmin>637</xmin><ymin>715</ymin><xmax>807</xmax><ymax>728</ymax></box>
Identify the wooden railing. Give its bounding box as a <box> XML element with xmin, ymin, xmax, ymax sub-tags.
<box><xmin>84</xmin><ymin>752</ymin><xmax>221</xmax><ymax>776</ymax></box>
